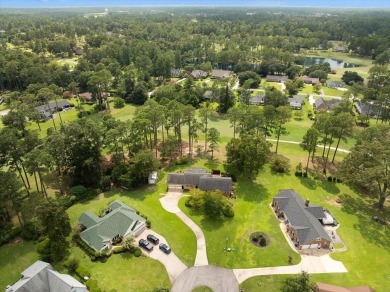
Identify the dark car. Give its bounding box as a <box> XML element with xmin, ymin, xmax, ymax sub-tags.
<box><xmin>139</xmin><ymin>239</ymin><xmax>153</xmax><ymax>251</ymax></box>
<box><xmin>147</xmin><ymin>234</ymin><xmax>159</xmax><ymax>245</ymax></box>
<box><xmin>159</xmin><ymin>243</ymin><xmax>171</xmax><ymax>254</ymax></box>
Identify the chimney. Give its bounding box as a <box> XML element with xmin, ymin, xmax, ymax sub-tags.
<box><xmin>305</xmin><ymin>199</ymin><xmax>310</xmax><ymax>207</ymax></box>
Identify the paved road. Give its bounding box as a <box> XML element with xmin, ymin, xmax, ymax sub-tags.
<box><xmin>160</xmin><ymin>191</ymin><xmax>209</xmax><ymax>266</ymax></box>
<box><xmin>137</xmin><ymin>229</ymin><xmax>187</xmax><ymax>283</ymax></box>
<box><xmin>233</xmin><ymin>253</ymin><xmax>347</xmax><ymax>283</ymax></box>
<box><xmin>266</xmin><ymin>138</ymin><xmax>350</xmax><ymax>153</ymax></box>
<box><xmin>172</xmin><ymin>266</ymin><xmax>239</xmax><ymax>292</ymax></box>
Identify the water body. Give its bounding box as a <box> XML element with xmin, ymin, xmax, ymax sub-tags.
<box><xmin>304</xmin><ymin>57</ymin><xmax>360</xmax><ymax>69</ymax></box>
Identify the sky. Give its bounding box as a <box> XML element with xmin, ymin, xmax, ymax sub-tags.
<box><xmin>1</xmin><ymin>0</ymin><xmax>389</xmax><ymax>8</ymax></box>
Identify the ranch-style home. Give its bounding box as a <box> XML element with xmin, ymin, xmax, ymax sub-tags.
<box><xmin>249</xmin><ymin>94</ymin><xmax>265</xmax><ymax>105</ymax></box>
<box><xmin>190</xmin><ymin>70</ymin><xmax>208</xmax><ymax>79</ymax></box>
<box><xmin>78</xmin><ymin>200</ymin><xmax>146</xmax><ymax>251</ymax></box>
<box><xmin>296</xmin><ymin>75</ymin><xmax>320</xmax><ymax>84</ymax></box>
<box><xmin>326</xmin><ymin>80</ymin><xmax>346</xmax><ymax>88</ymax></box>
<box><xmin>272</xmin><ymin>189</ymin><xmax>332</xmax><ymax>249</ymax></box>
<box><xmin>35</xmin><ymin>100</ymin><xmax>72</xmax><ymax>121</ymax></box>
<box><xmin>211</xmin><ymin>69</ymin><xmax>231</xmax><ymax>79</ymax></box>
<box><xmin>266</xmin><ymin>75</ymin><xmax>288</xmax><ymax>83</ymax></box>
<box><xmin>314</xmin><ymin>97</ymin><xmax>341</xmax><ymax>112</ymax></box>
<box><xmin>167</xmin><ymin>168</ymin><xmax>233</xmax><ymax>196</ymax></box>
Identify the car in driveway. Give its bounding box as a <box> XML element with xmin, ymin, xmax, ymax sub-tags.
<box><xmin>139</xmin><ymin>239</ymin><xmax>153</xmax><ymax>251</ymax></box>
<box><xmin>159</xmin><ymin>243</ymin><xmax>171</xmax><ymax>254</ymax></box>
<box><xmin>147</xmin><ymin>234</ymin><xmax>159</xmax><ymax>245</ymax></box>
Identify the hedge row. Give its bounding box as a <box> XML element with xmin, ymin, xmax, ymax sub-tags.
<box><xmin>73</xmin><ymin>234</ymin><xmax>100</xmax><ymax>259</ymax></box>
<box><xmin>0</xmin><ymin>226</ymin><xmax>22</xmax><ymax>246</ymax></box>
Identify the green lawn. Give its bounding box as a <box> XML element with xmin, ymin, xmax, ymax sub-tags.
<box><xmin>323</xmin><ymin>87</ymin><xmax>344</xmax><ymax>97</ymax></box>
<box><xmin>0</xmin><ymin>241</ymin><xmax>40</xmax><ymax>289</ymax></box>
<box><xmin>299</xmin><ymin>85</ymin><xmax>313</xmax><ymax>95</ymax></box>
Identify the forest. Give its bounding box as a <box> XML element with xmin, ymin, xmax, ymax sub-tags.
<box><xmin>0</xmin><ymin>7</ymin><xmax>389</xmax><ymax>291</ymax></box>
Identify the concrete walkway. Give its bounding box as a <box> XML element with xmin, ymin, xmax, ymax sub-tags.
<box><xmin>233</xmin><ymin>253</ymin><xmax>347</xmax><ymax>283</ymax></box>
<box><xmin>172</xmin><ymin>265</ymin><xmax>239</xmax><ymax>292</ymax></box>
<box><xmin>160</xmin><ymin>191</ymin><xmax>209</xmax><ymax>266</ymax></box>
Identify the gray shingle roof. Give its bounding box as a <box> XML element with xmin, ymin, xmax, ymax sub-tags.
<box><xmin>9</xmin><ymin>260</ymin><xmax>86</xmax><ymax>292</ymax></box>
<box><xmin>211</xmin><ymin>69</ymin><xmax>230</xmax><ymax>79</ymax></box>
<box><xmin>315</xmin><ymin>97</ymin><xmax>340</xmax><ymax>110</ymax></box>
<box><xmin>266</xmin><ymin>75</ymin><xmax>288</xmax><ymax>82</ymax></box>
<box><xmin>199</xmin><ymin>176</ymin><xmax>233</xmax><ymax>193</ymax></box>
<box><xmin>326</xmin><ymin>80</ymin><xmax>346</xmax><ymax>88</ymax></box>
<box><xmin>167</xmin><ymin>168</ymin><xmax>232</xmax><ymax>193</ymax></box>
<box><xmin>79</xmin><ymin>211</ymin><xmax>100</xmax><ymax>228</ymax></box>
<box><xmin>249</xmin><ymin>94</ymin><xmax>265</xmax><ymax>105</ymax></box>
<box><xmin>35</xmin><ymin>100</ymin><xmax>71</xmax><ymax>113</ymax></box>
<box><xmin>274</xmin><ymin>189</ymin><xmax>331</xmax><ymax>245</ymax></box>
<box><xmin>79</xmin><ymin>200</ymin><xmax>145</xmax><ymax>251</ymax></box>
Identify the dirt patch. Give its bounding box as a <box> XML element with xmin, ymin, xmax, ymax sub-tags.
<box><xmin>326</xmin><ymin>197</ymin><xmax>342</xmax><ymax>208</ymax></box>
<box><xmin>11</xmin><ymin>237</ymin><xmax>23</xmax><ymax>244</ymax></box>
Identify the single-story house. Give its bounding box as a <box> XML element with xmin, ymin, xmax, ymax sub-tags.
<box><xmin>266</xmin><ymin>75</ymin><xmax>288</xmax><ymax>83</ymax></box>
<box><xmin>78</xmin><ymin>200</ymin><xmax>146</xmax><ymax>251</ymax></box>
<box><xmin>296</xmin><ymin>75</ymin><xmax>320</xmax><ymax>85</ymax></box>
<box><xmin>5</xmin><ymin>260</ymin><xmax>87</xmax><ymax>292</ymax></box>
<box><xmin>317</xmin><ymin>282</ymin><xmax>376</xmax><ymax>292</ymax></box>
<box><xmin>290</xmin><ymin>101</ymin><xmax>302</xmax><ymax>110</ymax></box>
<box><xmin>78</xmin><ymin>92</ymin><xmax>93</xmax><ymax>103</ymax></box>
<box><xmin>171</xmin><ymin>68</ymin><xmax>181</xmax><ymax>77</ymax></box>
<box><xmin>314</xmin><ymin>97</ymin><xmax>341</xmax><ymax>112</ymax></box>
<box><xmin>249</xmin><ymin>94</ymin><xmax>265</xmax><ymax>105</ymax></box>
<box><xmin>211</xmin><ymin>69</ymin><xmax>231</xmax><ymax>79</ymax></box>
<box><xmin>148</xmin><ymin>171</ymin><xmax>158</xmax><ymax>185</ymax></box>
<box><xmin>167</xmin><ymin>168</ymin><xmax>233</xmax><ymax>196</ymax></box>
<box><xmin>35</xmin><ymin>100</ymin><xmax>72</xmax><ymax>121</ymax></box>
<box><xmin>289</xmin><ymin>95</ymin><xmax>305</xmax><ymax>108</ymax></box>
<box><xmin>326</xmin><ymin>80</ymin><xmax>346</xmax><ymax>88</ymax></box>
<box><xmin>354</xmin><ymin>101</ymin><xmax>381</xmax><ymax>118</ymax></box>
<box><xmin>333</xmin><ymin>46</ymin><xmax>348</xmax><ymax>52</ymax></box>
<box><xmin>203</xmin><ymin>90</ymin><xmax>213</xmax><ymax>100</ymax></box>
<box><xmin>190</xmin><ymin>70</ymin><xmax>208</xmax><ymax>79</ymax></box>
<box><xmin>272</xmin><ymin>189</ymin><xmax>332</xmax><ymax>249</ymax></box>
<box><xmin>72</xmin><ymin>46</ymin><xmax>84</xmax><ymax>55</ymax></box>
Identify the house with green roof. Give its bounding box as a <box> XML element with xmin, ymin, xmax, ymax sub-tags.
<box><xmin>78</xmin><ymin>200</ymin><xmax>146</xmax><ymax>251</ymax></box>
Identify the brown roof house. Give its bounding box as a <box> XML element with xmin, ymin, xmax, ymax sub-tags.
<box><xmin>326</xmin><ymin>80</ymin><xmax>346</xmax><ymax>88</ymax></box>
<box><xmin>167</xmin><ymin>168</ymin><xmax>233</xmax><ymax>196</ymax></box>
<box><xmin>190</xmin><ymin>70</ymin><xmax>208</xmax><ymax>79</ymax></box>
<box><xmin>314</xmin><ymin>97</ymin><xmax>341</xmax><ymax>112</ymax></box>
<box><xmin>297</xmin><ymin>75</ymin><xmax>320</xmax><ymax>84</ymax></box>
<box><xmin>272</xmin><ymin>189</ymin><xmax>332</xmax><ymax>249</ymax></box>
<box><xmin>211</xmin><ymin>69</ymin><xmax>231</xmax><ymax>79</ymax></box>
<box><xmin>317</xmin><ymin>282</ymin><xmax>375</xmax><ymax>292</ymax></box>
<box><xmin>5</xmin><ymin>260</ymin><xmax>87</xmax><ymax>292</ymax></box>
<box><xmin>266</xmin><ymin>75</ymin><xmax>288</xmax><ymax>83</ymax></box>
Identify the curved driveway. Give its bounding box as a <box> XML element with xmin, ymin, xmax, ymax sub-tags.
<box><xmin>155</xmin><ymin>188</ymin><xmax>347</xmax><ymax>291</ymax></box>
<box><xmin>160</xmin><ymin>191</ymin><xmax>208</xmax><ymax>266</ymax></box>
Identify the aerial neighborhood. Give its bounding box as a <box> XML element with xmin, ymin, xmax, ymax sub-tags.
<box><xmin>0</xmin><ymin>4</ymin><xmax>389</xmax><ymax>292</ymax></box>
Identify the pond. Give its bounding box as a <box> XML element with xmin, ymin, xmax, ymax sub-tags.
<box><xmin>304</xmin><ymin>57</ymin><xmax>360</xmax><ymax>69</ymax></box>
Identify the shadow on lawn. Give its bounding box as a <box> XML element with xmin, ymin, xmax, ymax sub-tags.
<box><xmin>298</xmin><ymin>176</ymin><xmax>317</xmax><ymax>190</ymax></box>
<box><xmin>339</xmin><ymin>193</ymin><xmax>390</xmax><ymax>252</ymax></box>
<box><xmin>235</xmin><ymin>178</ymin><xmax>270</xmax><ymax>202</ymax></box>
<box><xmin>318</xmin><ymin>180</ymin><xmax>340</xmax><ymax>195</ymax></box>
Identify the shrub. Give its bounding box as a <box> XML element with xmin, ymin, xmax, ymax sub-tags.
<box><xmin>64</xmin><ymin>257</ymin><xmax>79</xmax><ymax>272</ymax></box>
<box><xmin>176</xmin><ymin>157</ymin><xmax>191</xmax><ymax>165</ymax></box>
<box><xmin>222</xmin><ymin>205</ymin><xmax>235</xmax><ymax>218</ymax></box>
<box><xmin>332</xmin><ymin>177</ymin><xmax>337</xmax><ymax>182</ymax></box>
<box><xmin>270</xmin><ymin>155</ymin><xmax>290</xmax><ymax>173</ymax></box>
<box><xmin>86</xmin><ymin>279</ymin><xmax>102</xmax><ymax>292</ymax></box>
<box><xmin>259</xmin><ymin>237</ymin><xmax>266</xmax><ymax>246</ymax></box>
<box><xmin>327</xmin><ymin>176</ymin><xmax>333</xmax><ymax>182</ymax></box>
<box><xmin>252</xmin><ymin>236</ymin><xmax>259</xmax><ymax>242</ymax></box>
<box><xmin>133</xmin><ymin>247</ymin><xmax>142</xmax><ymax>257</ymax></box>
<box><xmin>68</xmin><ymin>185</ymin><xmax>88</xmax><ymax>200</ymax></box>
<box><xmin>113</xmin><ymin>97</ymin><xmax>125</xmax><ymax>109</ymax></box>
<box><xmin>303</xmin><ymin>172</ymin><xmax>308</xmax><ymax>178</ymax></box>
<box><xmin>99</xmin><ymin>176</ymin><xmax>111</xmax><ymax>192</ymax></box>
<box><xmin>146</xmin><ymin>220</ymin><xmax>151</xmax><ymax>228</ymax></box>
<box><xmin>113</xmin><ymin>246</ymin><xmax>125</xmax><ymax>254</ymax></box>
<box><xmin>337</xmin><ymin>178</ymin><xmax>342</xmax><ymax>183</ymax></box>
<box><xmin>76</xmin><ymin>265</ymin><xmax>91</xmax><ymax>278</ymax></box>
<box><xmin>0</xmin><ymin>226</ymin><xmax>22</xmax><ymax>245</ymax></box>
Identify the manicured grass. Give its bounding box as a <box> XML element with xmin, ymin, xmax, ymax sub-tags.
<box><xmin>53</xmin><ymin>245</ymin><xmax>171</xmax><ymax>291</ymax></box>
<box><xmin>192</xmin><ymin>285</ymin><xmax>214</xmax><ymax>292</ymax></box>
<box><xmin>241</xmin><ymin>274</ymin><xmax>289</xmax><ymax>292</ymax></box>
<box><xmin>0</xmin><ymin>241</ymin><xmax>40</xmax><ymax>289</ymax></box>
<box><xmin>299</xmin><ymin>85</ymin><xmax>313</xmax><ymax>94</ymax></box>
<box><xmin>238</xmin><ymin>159</ymin><xmax>389</xmax><ymax>292</ymax></box>
<box><xmin>110</xmin><ymin>103</ymin><xmax>137</xmax><ymax>121</ymax></box>
<box><xmin>323</xmin><ymin>87</ymin><xmax>344</xmax><ymax>97</ymax></box>
<box><xmin>66</xmin><ymin>172</ymin><xmax>196</xmax><ymax>267</ymax></box>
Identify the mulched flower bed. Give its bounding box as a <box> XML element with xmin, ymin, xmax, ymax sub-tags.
<box><xmin>249</xmin><ymin>232</ymin><xmax>270</xmax><ymax>248</ymax></box>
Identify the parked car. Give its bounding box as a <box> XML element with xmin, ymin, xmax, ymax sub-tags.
<box><xmin>139</xmin><ymin>239</ymin><xmax>153</xmax><ymax>251</ymax></box>
<box><xmin>147</xmin><ymin>234</ymin><xmax>159</xmax><ymax>245</ymax></box>
<box><xmin>159</xmin><ymin>243</ymin><xmax>171</xmax><ymax>254</ymax></box>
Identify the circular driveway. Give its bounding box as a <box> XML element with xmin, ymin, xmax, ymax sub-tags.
<box><xmin>171</xmin><ymin>265</ymin><xmax>239</xmax><ymax>292</ymax></box>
